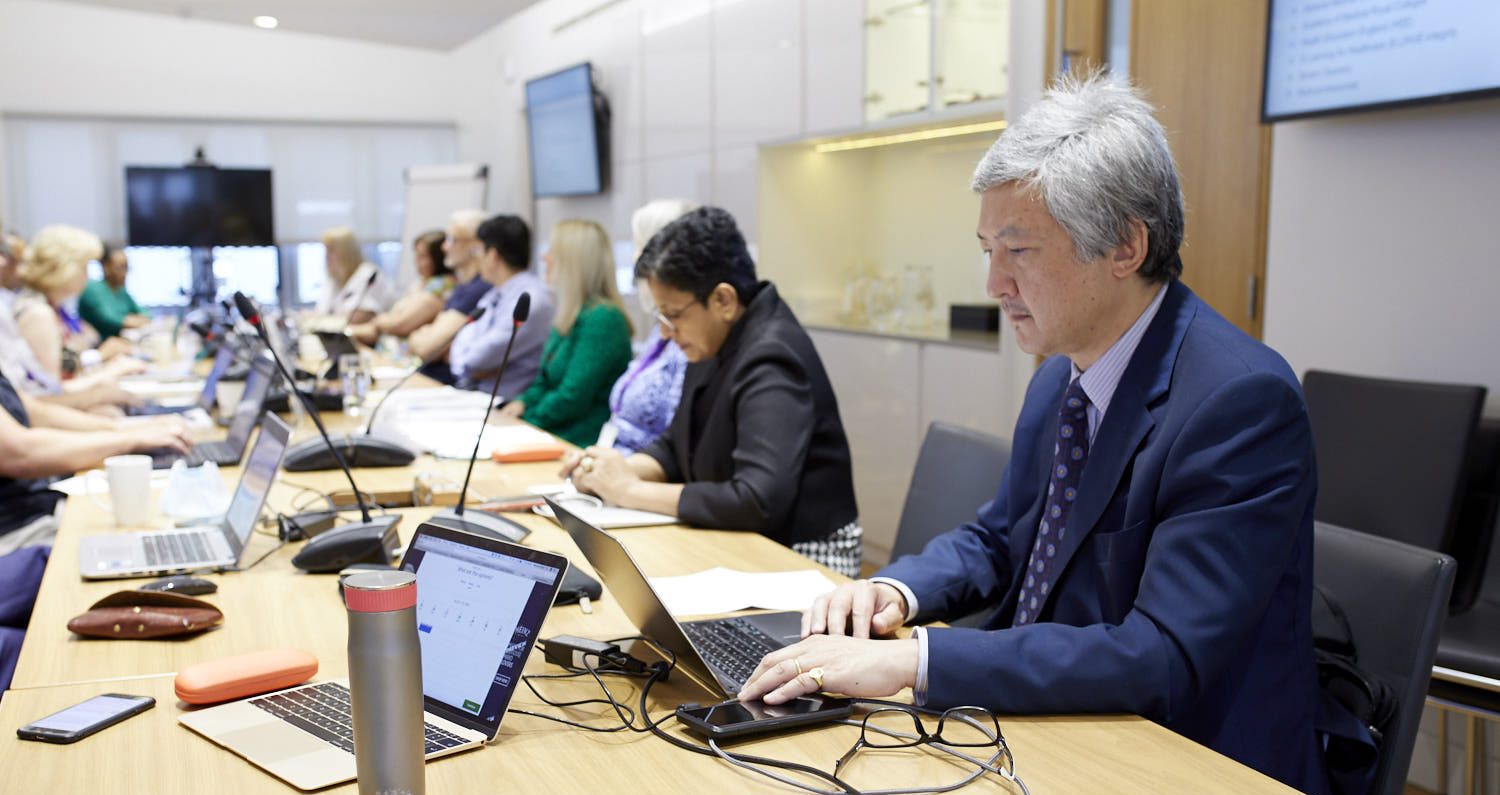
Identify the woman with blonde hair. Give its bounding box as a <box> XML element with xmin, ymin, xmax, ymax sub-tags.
<box><xmin>499</xmin><ymin>220</ymin><xmax>632</xmax><ymax>447</ymax></box>
<box><xmin>316</xmin><ymin>226</ymin><xmax>391</xmax><ymax>324</ymax></box>
<box><xmin>13</xmin><ymin>225</ymin><xmax>137</xmax><ymax>386</ymax></box>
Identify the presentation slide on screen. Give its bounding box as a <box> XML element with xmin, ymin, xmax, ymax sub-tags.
<box><xmin>1264</xmin><ymin>0</ymin><xmax>1500</xmax><ymax>118</ymax></box>
<box><xmin>416</xmin><ymin>550</ymin><xmax>532</xmax><ymax>715</ymax></box>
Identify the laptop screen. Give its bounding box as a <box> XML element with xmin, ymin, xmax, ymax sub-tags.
<box><xmin>225</xmin><ymin>358</ymin><xmax>273</xmax><ymax>449</ymax></box>
<box><xmin>224</xmin><ymin>413</ymin><xmax>290</xmax><ymax>549</ymax></box>
<box><xmin>196</xmin><ymin>345</ymin><xmax>235</xmax><ymax>411</ymax></box>
<box><xmin>401</xmin><ymin>526</ymin><xmax>568</xmax><ymax>738</ymax></box>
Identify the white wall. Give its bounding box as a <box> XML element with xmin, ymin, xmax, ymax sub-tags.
<box><xmin>449</xmin><ymin>0</ymin><xmax>866</xmax><ymax>254</ymax></box>
<box><xmin>1263</xmin><ymin>96</ymin><xmax>1500</xmax><ymax>416</ymax></box>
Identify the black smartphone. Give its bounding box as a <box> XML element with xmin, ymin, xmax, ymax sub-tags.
<box><xmin>16</xmin><ymin>693</ymin><xmax>155</xmax><ymax>744</ymax></box>
<box><xmin>675</xmin><ymin>696</ymin><xmax>853</xmax><ymax>740</ymax></box>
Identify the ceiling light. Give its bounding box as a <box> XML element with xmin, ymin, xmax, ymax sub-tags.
<box><xmin>813</xmin><ymin>120</ymin><xmax>1008</xmax><ymax>154</ymax></box>
<box><xmin>253</xmin><ymin>15</ymin><xmax>278</xmax><ymax>29</ymax></box>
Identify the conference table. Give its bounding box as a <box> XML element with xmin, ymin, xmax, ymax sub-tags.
<box><xmin>0</xmin><ymin>380</ymin><xmax>1299</xmax><ymax>794</ymax></box>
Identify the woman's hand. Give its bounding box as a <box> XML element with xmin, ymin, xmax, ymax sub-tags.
<box><xmin>498</xmin><ymin>399</ymin><xmax>526</xmax><ymax>419</ymax></box>
<box><xmin>571</xmin><ymin>446</ymin><xmax>638</xmax><ymax>505</ymax></box>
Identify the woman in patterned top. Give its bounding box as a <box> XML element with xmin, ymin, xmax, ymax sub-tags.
<box><xmin>349</xmin><ymin>230</ymin><xmax>452</xmax><ymax>345</ymax></box>
<box><xmin>599</xmin><ymin>200</ymin><xmax>695</xmax><ymax>454</ymax></box>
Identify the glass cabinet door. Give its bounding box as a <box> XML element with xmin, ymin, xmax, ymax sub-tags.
<box><xmin>936</xmin><ymin>0</ymin><xmax>1008</xmax><ymax>107</ymax></box>
<box><xmin>865</xmin><ymin>0</ymin><xmax>933</xmax><ymax>121</ymax></box>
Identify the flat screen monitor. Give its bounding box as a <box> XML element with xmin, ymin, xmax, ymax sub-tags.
<box><xmin>525</xmin><ymin>63</ymin><xmax>610</xmax><ymax>197</ymax></box>
<box><xmin>1263</xmin><ymin>1</ymin><xmax>1500</xmax><ymax>122</ymax></box>
<box><xmin>126</xmin><ymin>166</ymin><xmax>275</xmax><ymax>247</ymax></box>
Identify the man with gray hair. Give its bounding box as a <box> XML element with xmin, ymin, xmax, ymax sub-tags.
<box><xmin>409</xmin><ymin>208</ymin><xmax>492</xmax><ymax>381</ymax></box>
<box><xmin>741</xmin><ymin>74</ymin><xmax>1328</xmax><ymax>794</ymax></box>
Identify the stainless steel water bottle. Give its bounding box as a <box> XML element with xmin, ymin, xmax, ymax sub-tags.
<box><xmin>344</xmin><ymin>569</ymin><xmax>425</xmax><ymax>795</ymax></box>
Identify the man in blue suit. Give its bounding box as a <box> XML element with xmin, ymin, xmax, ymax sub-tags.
<box><xmin>740</xmin><ymin>74</ymin><xmax>1329</xmax><ymax>794</ymax></box>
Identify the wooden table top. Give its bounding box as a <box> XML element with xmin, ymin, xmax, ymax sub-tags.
<box><xmin>2</xmin><ymin>394</ymin><xmax>1299</xmax><ymax>794</ymax></box>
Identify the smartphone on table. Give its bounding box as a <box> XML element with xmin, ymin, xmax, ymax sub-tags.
<box><xmin>676</xmin><ymin>696</ymin><xmax>853</xmax><ymax>740</ymax></box>
<box><xmin>16</xmin><ymin>693</ymin><xmax>155</xmax><ymax>744</ymax></box>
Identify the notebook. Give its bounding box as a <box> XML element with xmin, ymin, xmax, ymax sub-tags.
<box><xmin>78</xmin><ymin>412</ymin><xmax>291</xmax><ymax>579</ymax></box>
<box><xmin>178</xmin><ymin>523</ymin><xmax>569</xmax><ymax>791</ymax></box>
<box><xmin>547</xmin><ymin>497</ymin><xmax>803</xmax><ymax>695</ymax></box>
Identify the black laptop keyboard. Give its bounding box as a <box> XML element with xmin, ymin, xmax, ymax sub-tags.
<box><xmin>141</xmin><ymin>531</ymin><xmax>216</xmax><ymax>567</ymax></box>
<box><xmin>150</xmin><ymin>447</ymin><xmax>207</xmax><ymax>469</ymax></box>
<box><xmin>250</xmin><ymin>681</ymin><xmax>469</xmax><ymax>756</ymax></box>
<box><xmin>681</xmin><ymin>617</ymin><xmax>785</xmax><ymax>686</ymax></box>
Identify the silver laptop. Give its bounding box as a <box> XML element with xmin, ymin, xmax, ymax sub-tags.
<box><xmin>128</xmin><ymin>343</ymin><xmax>236</xmax><ymax>416</ymax></box>
<box><xmin>78</xmin><ymin>412</ymin><xmax>291</xmax><ymax>579</ymax></box>
<box><xmin>546</xmin><ymin>497</ymin><xmax>804</xmax><ymax>696</ymax></box>
<box><xmin>179</xmin><ymin>523</ymin><xmax>569</xmax><ymax>791</ymax></box>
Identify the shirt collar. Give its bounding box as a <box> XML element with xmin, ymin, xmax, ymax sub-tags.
<box><xmin>1070</xmin><ymin>283</ymin><xmax>1168</xmax><ymax>420</ymax></box>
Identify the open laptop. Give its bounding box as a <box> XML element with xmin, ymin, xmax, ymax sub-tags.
<box><xmin>79</xmin><ymin>412</ymin><xmax>291</xmax><ymax>579</ymax></box>
<box><xmin>129</xmin><ymin>343</ymin><xmax>235</xmax><ymax>417</ymax></box>
<box><xmin>179</xmin><ymin>523</ymin><xmax>568</xmax><ymax>791</ymax></box>
<box><xmin>150</xmin><ymin>355</ymin><xmax>275</xmax><ymax>470</ymax></box>
<box><xmin>547</xmin><ymin>497</ymin><xmax>804</xmax><ymax>696</ymax></box>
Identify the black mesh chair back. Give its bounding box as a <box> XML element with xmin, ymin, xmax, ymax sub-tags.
<box><xmin>892</xmin><ymin>422</ymin><xmax>1010</xmax><ymax>563</ymax></box>
<box><xmin>1315</xmin><ymin>521</ymin><xmax>1456</xmax><ymax>795</ymax></box>
<box><xmin>1303</xmin><ymin>370</ymin><xmax>1484</xmax><ymax>600</ymax></box>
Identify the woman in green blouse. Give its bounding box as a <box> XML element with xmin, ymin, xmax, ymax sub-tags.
<box><xmin>499</xmin><ymin>220</ymin><xmax>632</xmax><ymax>447</ymax></box>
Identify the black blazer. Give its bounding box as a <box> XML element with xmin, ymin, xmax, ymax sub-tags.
<box><xmin>642</xmin><ymin>283</ymin><xmax>858</xmax><ymax>546</ymax></box>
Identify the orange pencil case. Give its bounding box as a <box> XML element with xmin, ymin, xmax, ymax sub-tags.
<box><xmin>175</xmin><ymin>648</ymin><xmax>319</xmax><ymax>705</ymax></box>
<box><xmin>490</xmin><ymin>441</ymin><xmax>567</xmax><ymax>463</ymax></box>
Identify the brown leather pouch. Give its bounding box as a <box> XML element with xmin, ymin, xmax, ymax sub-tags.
<box><xmin>67</xmin><ymin>590</ymin><xmax>224</xmax><ymax>639</ymax></box>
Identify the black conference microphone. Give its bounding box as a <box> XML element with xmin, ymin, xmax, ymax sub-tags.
<box><xmin>233</xmin><ymin>292</ymin><xmax>401</xmax><ymax>573</ymax></box>
<box><xmin>360</xmin><ymin>305</ymin><xmax>487</xmax><ymax>437</ymax></box>
<box><xmin>428</xmin><ymin>292</ymin><xmax>533</xmax><ymax>544</ymax></box>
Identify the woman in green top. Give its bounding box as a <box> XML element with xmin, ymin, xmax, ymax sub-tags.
<box><xmin>78</xmin><ymin>244</ymin><xmax>148</xmax><ymax>339</ymax></box>
<box><xmin>500</xmin><ymin>220</ymin><xmax>632</xmax><ymax>447</ymax></box>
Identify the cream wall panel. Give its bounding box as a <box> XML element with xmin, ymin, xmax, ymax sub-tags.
<box><xmin>919</xmin><ymin>343</ymin><xmax>1010</xmax><ymax>442</ymax></box>
<box><xmin>712</xmin><ymin>145</ymin><xmax>760</xmax><ymax>241</ymax></box>
<box><xmin>712</xmin><ymin>0</ymin><xmax>803</xmax><ymax>149</ymax></box>
<box><xmin>809</xmin><ymin>329</ymin><xmax>923</xmax><ymax>563</ymax></box>
<box><xmin>643</xmin><ymin>151</ymin><xmax>713</xmax><ymax>209</ymax></box>
<box><xmin>804</xmin><ymin>0</ymin><xmax>866</xmax><ymax>134</ymax></box>
<box><xmin>641</xmin><ymin>0</ymin><xmax>714</xmax><ymax>159</ymax></box>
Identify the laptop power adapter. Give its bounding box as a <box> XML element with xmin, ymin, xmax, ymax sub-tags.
<box><xmin>544</xmin><ymin>635</ymin><xmax>620</xmax><ymax>671</ymax></box>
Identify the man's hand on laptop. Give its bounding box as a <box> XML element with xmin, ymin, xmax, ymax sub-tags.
<box><xmin>126</xmin><ymin>419</ymin><xmax>192</xmax><ymax>454</ymax></box>
<box><xmin>803</xmin><ymin>579</ymin><xmax>909</xmax><ymax>639</ymax></box>
<box><xmin>737</xmin><ymin>634</ymin><xmax>919</xmax><ymax>705</ymax></box>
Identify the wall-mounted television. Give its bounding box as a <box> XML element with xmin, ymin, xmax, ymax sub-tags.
<box><xmin>524</xmin><ymin>63</ymin><xmax>610</xmax><ymax>198</ymax></box>
<box><xmin>1262</xmin><ymin>1</ymin><xmax>1500</xmax><ymax>122</ymax></box>
<box><xmin>125</xmin><ymin>166</ymin><xmax>275</xmax><ymax>246</ymax></box>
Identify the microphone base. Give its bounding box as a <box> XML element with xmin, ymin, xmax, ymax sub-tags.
<box><xmin>427</xmin><ymin>508</ymin><xmax>531</xmax><ymax>544</ymax></box>
<box><xmin>291</xmin><ymin>514</ymin><xmax>402</xmax><ymax>573</ymax></box>
<box><xmin>283</xmin><ymin>434</ymin><xmax>416</xmax><ymax>472</ymax></box>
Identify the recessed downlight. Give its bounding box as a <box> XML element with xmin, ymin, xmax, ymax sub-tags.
<box><xmin>253</xmin><ymin>15</ymin><xmax>278</xmax><ymax>29</ymax></box>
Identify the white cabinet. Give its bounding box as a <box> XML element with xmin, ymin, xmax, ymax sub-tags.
<box><xmin>642</xmin><ymin>150</ymin><xmax>713</xmax><ymax>207</ymax></box>
<box><xmin>713</xmin><ymin>0</ymin><xmax>802</xmax><ymax>148</ymax></box>
<box><xmin>863</xmin><ymin>0</ymin><xmax>1009</xmax><ymax>122</ymax></box>
<box><xmin>864</xmin><ymin>0</ymin><xmax>933</xmax><ymax>121</ymax></box>
<box><xmin>641</xmin><ymin>0</ymin><xmax>713</xmax><ymax>158</ymax></box>
<box><xmin>804</xmin><ymin>0</ymin><xmax>866</xmax><ymax>134</ymax></box>
<box><xmin>808</xmin><ymin>327</ymin><xmax>1015</xmax><ymax>564</ymax></box>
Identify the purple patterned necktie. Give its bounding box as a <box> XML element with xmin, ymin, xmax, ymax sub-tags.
<box><xmin>1013</xmin><ymin>379</ymin><xmax>1091</xmax><ymax>627</ymax></box>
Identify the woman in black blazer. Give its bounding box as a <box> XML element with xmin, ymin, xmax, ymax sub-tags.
<box><xmin>567</xmin><ymin>207</ymin><xmax>862</xmax><ymax>576</ymax></box>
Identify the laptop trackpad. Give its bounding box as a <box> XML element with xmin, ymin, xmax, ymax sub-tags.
<box><xmin>745</xmin><ymin>611</ymin><xmax>804</xmax><ymax>645</ymax></box>
<box><xmin>219</xmin><ymin>724</ymin><xmax>329</xmax><ymax>764</ymax></box>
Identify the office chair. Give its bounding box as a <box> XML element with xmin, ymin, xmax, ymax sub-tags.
<box><xmin>1427</xmin><ymin>422</ymin><xmax>1500</xmax><ymax>795</ymax></box>
<box><xmin>1302</xmin><ymin>369</ymin><xmax>1485</xmax><ymax>611</ymax></box>
<box><xmin>891</xmin><ymin>422</ymin><xmax>1010</xmax><ymax>629</ymax></box>
<box><xmin>1314</xmin><ymin>521</ymin><xmax>1456</xmax><ymax>795</ymax></box>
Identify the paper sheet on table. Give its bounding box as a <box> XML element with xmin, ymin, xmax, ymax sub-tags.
<box><xmin>646</xmin><ymin>567</ymin><xmax>838</xmax><ymax>617</ymax></box>
<box><xmin>533</xmin><ymin>496</ymin><xmax>678</xmax><ymax>529</ymax></box>
<box><xmin>50</xmin><ymin>469</ymin><xmax>173</xmax><ymax>497</ymax></box>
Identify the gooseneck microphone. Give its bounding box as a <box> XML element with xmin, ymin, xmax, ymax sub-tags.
<box><xmin>429</xmin><ymin>293</ymin><xmax>533</xmax><ymax>544</ymax></box>
<box><xmin>233</xmin><ymin>292</ymin><xmax>401</xmax><ymax>572</ymax></box>
<box><xmin>360</xmin><ymin>306</ymin><xmax>486</xmax><ymax>437</ymax></box>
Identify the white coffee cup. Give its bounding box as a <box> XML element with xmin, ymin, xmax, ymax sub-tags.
<box><xmin>87</xmin><ymin>454</ymin><xmax>154</xmax><ymax>526</ymax></box>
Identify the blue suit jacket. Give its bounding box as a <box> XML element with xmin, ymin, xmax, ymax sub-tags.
<box><xmin>879</xmin><ymin>281</ymin><xmax>1328</xmax><ymax>794</ymax></box>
